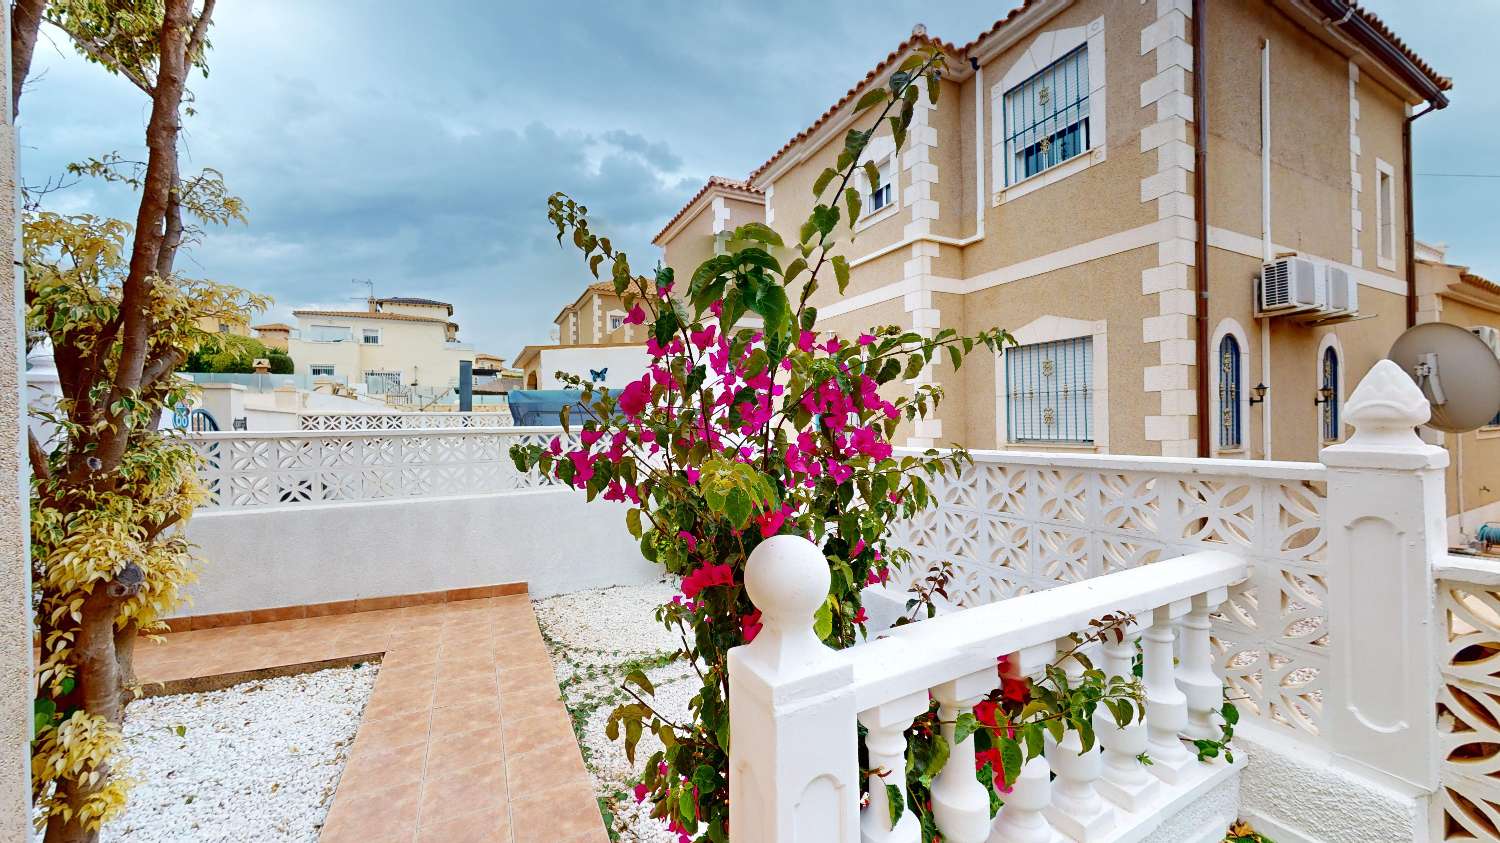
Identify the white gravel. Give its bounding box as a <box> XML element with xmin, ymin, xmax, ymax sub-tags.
<box><xmin>99</xmin><ymin>664</ymin><xmax>378</xmax><ymax>843</ymax></box>
<box><xmin>534</xmin><ymin>579</ymin><xmax>695</xmax><ymax>843</ymax></box>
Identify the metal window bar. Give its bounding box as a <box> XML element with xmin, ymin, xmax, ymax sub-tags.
<box><xmin>1219</xmin><ymin>336</ymin><xmax>1242</xmax><ymax>449</ymax></box>
<box><xmin>1322</xmin><ymin>347</ymin><xmax>1340</xmax><ymax>441</ymax></box>
<box><xmin>1003</xmin><ymin>45</ymin><xmax>1090</xmax><ymax>186</ymax></box>
<box><xmin>1005</xmin><ymin>337</ymin><xmax>1093</xmax><ymax>443</ymax></box>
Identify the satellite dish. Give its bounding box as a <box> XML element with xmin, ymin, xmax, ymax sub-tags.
<box><xmin>1388</xmin><ymin>322</ymin><xmax>1500</xmax><ymax>433</ymax></box>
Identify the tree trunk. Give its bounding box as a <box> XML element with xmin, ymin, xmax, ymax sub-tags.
<box><xmin>10</xmin><ymin>0</ymin><xmax>46</xmax><ymax>117</ymax></box>
<box><xmin>44</xmin><ymin>587</ymin><xmax>126</xmax><ymax>843</ymax></box>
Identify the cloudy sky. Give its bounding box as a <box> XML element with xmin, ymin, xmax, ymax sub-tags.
<box><xmin>17</xmin><ymin>1</ymin><xmax>1498</xmax><ymax>361</ymax></box>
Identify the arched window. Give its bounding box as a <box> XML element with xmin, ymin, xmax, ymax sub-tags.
<box><xmin>1321</xmin><ymin>346</ymin><xmax>1341</xmax><ymax>441</ymax></box>
<box><xmin>1218</xmin><ymin>335</ymin><xmax>1242</xmax><ymax>449</ymax></box>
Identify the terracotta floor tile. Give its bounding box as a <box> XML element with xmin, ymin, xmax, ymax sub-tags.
<box><xmin>425</xmin><ymin>724</ymin><xmax>506</xmax><ymax>771</ymax></box>
<box><xmin>509</xmin><ymin>781</ymin><xmax>604</xmax><ymax>841</ymax></box>
<box><xmin>505</xmin><ymin>742</ymin><xmax>588</xmax><ymax>798</ymax></box>
<box><xmin>432</xmin><ymin>680</ymin><xmax>500</xmax><ymax>708</ymax></box>
<box><xmin>354</xmin><ymin>709</ymin><xmax>432</xmax><ymax>751</ymax></box>
<box><xmin>414</xmin><ymin>805</ymin><xmax>511</xmax><ymax>843</ymax></box>
<box><xmin>431</xmin><ymin>699</ymin><xmax>502</xmax><ymax>736</ymax></box>
<box><xmin>501</xmin><ymin>709</ymin><xmax>578</xmax><ymax>759</ymax></box>
<box><xmin>321</xmin><ymin>779</ymin><xmax>421</xmax><ymax>842</ymax></box>
<box><xmin>361</xmin><ymin>689</ymin><xmax>434</xmax><ymax>726</ymax></box>
<box><xmin>495</xmin><ymin>668</ymin><xmax>557</xmax><ymax>698</ymax></box>
<box><xmin>419</xmin><ymin>758</ymin><xmax>507</xmax><ymax>821</ymax></box>
<box><xmin>337</xmin><ymin>740</ymin><xmax>427</xmax><ymax>794</ymax></box>
<box><xmin>497</xmin><ymin>690</ymin><xmax>564</xmax><ymax>723</ymax></box>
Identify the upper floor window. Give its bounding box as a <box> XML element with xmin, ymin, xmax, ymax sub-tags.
<box><xmin>307</xmin><ymin>324</ymin><xmax>352</xmax><ymax>343</ymax></box>
<box><xmin>608</xmin><ymin>312</ymin><xmax>626</xmax><ymax>332</ymax></box>
<box><xmin>1218</xmin><ymin>335</ymin><xmax>1243</xmax><ymax>450</ymax></box>
<box><xmin>1375</xmin><ymin>159</ymin><xmax>1396</xmax><ymax>270</ymax></box>
<box><xmin>1320</xmin><ymin>346</ymin><xmax>1342</xmax><ymax>442</ymax></box>
<box><xmin>868</xmin><ymin>158</ymin><xmax>893</xmax><ymax>213</ymax></box>
<box><xmin>362</xmin><ymin>328</ymin><xmax>381</xmax><ymax>345</ymax></box>
<box><xmin>1005</xmin><ymin>336</ymin><xmax>1093</xmax><ymax>444</ymax></box>
<box><xmin>217</xmin><ymin>321</ymin><xmax>231</xmax><ymax>334</ymax></box>
<box><xmin>1003</xmin><ymin>45</ymin><xmax>1090</xmax><ymax>186</ymax></box>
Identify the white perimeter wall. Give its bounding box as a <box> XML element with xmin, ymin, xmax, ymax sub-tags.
<box><xmin>181</xmin><ymin>487</ymin><xmax>657</xmax><ymax>615</ymax></box>
<box><xmin>538</xmin><ymin>345</ymin><xmax>650</xmax><ymax>390</ymax></box>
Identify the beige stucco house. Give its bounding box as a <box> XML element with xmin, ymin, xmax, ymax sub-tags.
<box><xmin>515</xmin><ymin>282</ymin><xmax>653</xmax><ymax>390</ymax></box>
<box><xmin>278</xmin><ymin>296</ymin><xmax>492</xmax><ymax>395</ymax></box>
<box><xmin>657</xmin><ymin>0</ymin><xmax>1489</xmax><ymax>477</ymax></box>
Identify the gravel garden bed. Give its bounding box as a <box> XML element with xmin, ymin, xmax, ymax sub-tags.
<box><xmin>534</xmin><ymin>579</ymin><xmax>695</xmax><ymax>843</ymax></box>
<box><xmin>98</xmin><ymin>663</ymin><xmax>378</xmax><ymax>843</ymax></box>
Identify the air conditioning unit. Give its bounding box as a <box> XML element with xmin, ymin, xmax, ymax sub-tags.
<box><xmin>1258</xmin><ymin>257</ymin><xmax>1323</xmax><ymax>316</ymax></box>
<box><xmin>1324</xmin><ymin>266</ymin><xmax>1357</xmax><ymax>316</ymax></box>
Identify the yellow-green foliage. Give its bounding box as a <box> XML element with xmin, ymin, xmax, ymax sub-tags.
<box><xmin>26</xmin><ymin>209</ymin><xmax>261</xmax><ymax>831</ymax></box>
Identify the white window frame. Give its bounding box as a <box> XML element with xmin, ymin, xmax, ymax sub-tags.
<box><xmin>992</xmin><ymin>17</ymin><xmax>1107</xmax><ymax>206</ymax></box>
<box><xmin>1209</xmin><ymin>318</ymin><xmax>1251</xmax><ymax>455</ymax></box>
<box><xmin>1375</xmin><ymin>158</ymin><xmax>1396</xmax><ymax>271</ymax></box>
<box><xmin>607</xmin><ymin>310</ymin><xmax>627</xmax><ymax>333</ymax></box>
<box><xmin>307</xmin><ymin>324</ymin><xmax>352</xmax><ymax>343</ymax></box>
<box><xmin>1316</xmin><ymin>333</ymin><xmax>1346</xmax><ymax>445</ymax></box>
<box><xmin>361</xmin><ymin>327</ymin><xmax>382</xmax><ymax>345</ymax></box>
<box><xmin>854</xmin><ymin>136</ymin><xmax>900</xmax><ymax>233</ymax></box>
<box><xmin>994</xmin><ymin>315</ymin><xmax>1109</xmax><ymax>452</ymax></box>
<box><xmin>309</xmin><ymin>364</ymin><xmax>336</xmax><ymax>377</ymax></box>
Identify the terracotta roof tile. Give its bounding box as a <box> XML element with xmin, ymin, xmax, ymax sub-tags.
<box><xmin>1346</xmin><ymin>1</ymin><xmax>1451</xmax><ymax>92</ymax></box>
<box><xmin>252</xmin><ymin>322</ymin><xmax>292</xmax><ymax>331</ymax></box>
<box><xmin>291</xmin><ymin>309</ymin><xmax>449</xmax><ymax>324</ymax></box>
<box><xmin>652</xmin><ymin>176</ymin><xmax>764</xmax><ymax>245</ymax></box>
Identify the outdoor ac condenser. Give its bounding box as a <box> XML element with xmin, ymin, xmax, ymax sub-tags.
<box><xmin>1258</xmin><ymin>257</ymin><xmax>1323</xmax><ymax>316</ymax></box>
<box><xmin>1322</xmin><ymin>265</ymin><xmax>1358</xmax><ymax>317</ymax></box>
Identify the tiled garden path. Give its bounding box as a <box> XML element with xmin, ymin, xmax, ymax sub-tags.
<box><xmin>134</xmin><ymin>595</ymin><xmax>606</xmax><ymax>843</ymax></box>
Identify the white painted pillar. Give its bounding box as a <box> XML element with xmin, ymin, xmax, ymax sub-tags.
<box><xmin>989</xmin><ymin>754</ymin><xmax>1055</xmax><ymax>843</ymax></box>
<box><xmin>930</xmin><ymin>669</ymin><xmax>995</xmax><ymax>843</ymax></box>
<box><xmin>1177</xmin><ymin>586</ymin><xmax>1229</xmax><ymax>741</ymax></box>
<box><xmin>859</xmin><ymin>692</ymin><xmax>926</xmax><ymax>843</ymax></box>
<box><xmin>1045</xmin><ymin>644</ymin><xmax>1115</xmax><ymax>840</ymax></box>
<box><xmin>729</xmin><ymin>535</ymin><xmax>859</xmax><ymax>842</ymax></box>
<box><xmin>1320</xmin><ymin>360</ymin><xmax>1446</xmax><ymax>790</ymax></box>
<box><xmin>1142</xmin><ymin>600</ymin><xmax>1194</xmax><ymax>782</ymax></box>
<box><xmin>1094</xmin><ymin>624</ymin><xmax>1159</xmax><ymax>811</ymax></box>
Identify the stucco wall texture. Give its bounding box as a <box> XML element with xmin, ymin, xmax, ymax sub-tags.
<box><xmin>1</xmin><ymin>8</ymin><xmax>30</xmax><ymax>838</ymax></box>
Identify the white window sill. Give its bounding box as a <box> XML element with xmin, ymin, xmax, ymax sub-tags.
<box><xmin>994</xmin><ymin>146</ymin><xmax>1106</xmax><ymax>207</ymax></box>
<box><xmin>1214</xmin><ymin>447</ymin><xmax>1247</xmax><ymax>457</ymax></box>
<box><xmin>1376</xmin><ymin>255</ymin><xmax>1396</xmax><ymax>272</ymax></box>
<box><xmin>1004</xmin><ymin>441</ymin><xmax>1098</xmax><ymax>452</ymax></box>
<box><xmin>854</xmin><ymin>202</ymin><xmax>900</xmax><ymax>233</ymax></box>
<box><xmin>1477</xmin><ymin>426</ymin><xmax>1500</xmax><ymax>440</ymax></box>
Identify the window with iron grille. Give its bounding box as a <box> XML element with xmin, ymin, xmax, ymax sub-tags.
<box><xmin>1003</xmin><ymin>45</ymin><xmax>1090</xmax><ymax>186</ymax></box>
<box><xmin>1218</xmin><ymin>335</ymin><xmax>1242</xmax><ymax>449</ymax></box>
<box><xmin>1005</xmin><ymin>337</ymin><xmax>1093</xmax><ymax>443</ymax></box>
<box><xmin>1321</xmin><ymin>346</ymin><xmax>1341</xmax><ymax>441</ymax></box>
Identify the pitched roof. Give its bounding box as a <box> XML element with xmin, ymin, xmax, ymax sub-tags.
<box><xmin>652</xmin><ymin>176</ymin><xmax>764</xmax><ymax>245</ymax></box>
<box><xmin>252</xmin><ymin>322</ymin><xmax>292</xmax><ymax>331</ymax></box>
<box><xmin>376</xmin><ymin>296</ymin><xmax>455</xmax><ymax>315</ymax></box>
<box><xmin>746</xmin><ymin>1</ymin><xmax>1446</xmax><ymax>185</ymax></box>
<box><xmin>292</xmin><ymin>309</ymin><xmax>448</xmax><ymax>324</ymax></box>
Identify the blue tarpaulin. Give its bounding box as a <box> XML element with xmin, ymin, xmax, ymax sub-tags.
<box><xmin>506</xmin><ymin>389</ymin><xmax>592</xmax><ymax>427</ymax></box>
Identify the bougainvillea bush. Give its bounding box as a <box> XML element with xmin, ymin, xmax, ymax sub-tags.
<box><xmin>512</xmin><ymin>47</ymin><xmax>1146</xmax><ymax>842</ymax></box>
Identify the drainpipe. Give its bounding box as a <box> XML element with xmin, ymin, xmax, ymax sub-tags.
<box><xmin>1260</xmin><ymin>39</ymin><xmax>1274</xmax><ymax>460</ymax></box>
<box><xmin>1403</xmin><ymin>103</ymin><xmax>1436</xmax><ymax>327</ymax></box>
<box><xmin>1192</xmin><ymin>0</ymin><xmax>1211</xmax><ymax>458</ymax></box>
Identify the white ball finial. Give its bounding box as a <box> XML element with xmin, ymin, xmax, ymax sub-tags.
<box><xmin>743</xmin><ymin>535</ymin><xmax>832</xmax><ymax>670</ymax></box>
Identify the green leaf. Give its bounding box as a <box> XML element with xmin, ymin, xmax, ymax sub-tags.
<box><xmin>854</xmin><ymin>87</ymin><xmax>889</xmax><ymax>114</ymax></box>
<box><xmin>885</xmin><ymin>783</ymin><xmax>905</xmax><ymax>825</ymax></box>
<box><xmin>947</xmin><ymin>344</ymin><xmax>962</xmax><ymax>372</ymax></box>
<box><xmin>812</xmin><ymin>204</ymin><xmax>841</xmax><ymax>238</ymax></box>
<box><xmin>626</xmin><ymin>507</ymin><xmax>643</xmax><ymax>538</ymax></box>
<box><xmin>922</xmin><ymin>733</ymin><xmax>950</xmax><ymax>785</ymax></box>
<box><xmin>693</xmin><ymin>763</ymin><xmax>718</xmax><ymax>793</ymax></box>
<box><xmin>784</xmin><ymin>257</ymin><xmax>807</xmax><ymax>282</ymax></box>
<box><xmin>1000</xmin><ymin>737</ymin><xmax>1023</xmax><ymax>787</ymax></box>
<box><xmin>625</xmin><ymin>669</ymin><xmax>655</xmax><ymax>697</ymax></box>
<box><xmin>843</xmin><ymin>187</ymin><xmax>861</xmax><ymax>226</ymax></box>
<box><xmin>832</xmin><ymin>255</ymin><xmax>851</xmax><ymax>294</ymax></box>
<box><xmin>863</xmin><ymin>160</ymin><xmax>881</xmax><ymax>193</ymax></box>
<box><xmin>953</xmin><ymin>711</ymin><xmax>981</xmax><ymax>744</ymax></box>
<box><xmin>559</xmin><ymin>403</ymin><xmax>571</xmax><ymax>435</ymax></box>
<box><xmin>813</xmin><ymin>599</ymin><xmax>833</xmax><ymax>640</ymax></box>
<box><xmin>1222</xmin><ymin>702</ymin><xmax>1240</xmax><ymax>726</ymax></box>
<box><xmin>812</xmin><ymin>167</ymin><xmax>837</xmax><ymax>198</ymax></box>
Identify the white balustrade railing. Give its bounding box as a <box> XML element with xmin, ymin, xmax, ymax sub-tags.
<box><xmin>1433</xmin><ymin>554</ymin><xmax>1500</xmax><ymax>841</ymax></box>
<box><xmin>728</xmin><ymin>535</ymin><xmax>1247</xmax><ymax>842</ymax></box>
<box><xmin>886</xmin><ymin>450</ymin><xmax>1329</xmax><ymax>745</ymax></box>
<box><xmin>298</xmin><ymin>409</ymin><xmax>514</xmax><ymax>430</ymax></box>
<box><xmin>187</xmin><ymin>427</ymin><xmax>560</xmax><ymax>510</ymax></box>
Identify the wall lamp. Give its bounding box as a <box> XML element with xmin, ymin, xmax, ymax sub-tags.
<box><xmin>1248</xmin><ymin>383</ymin><xmax>1269</xmax><ymax>406</ymax></box>
<box><xmin>1313</xmin><ymin>385</ymin><xmax>1336</xmax><ymax>406</ymax></box>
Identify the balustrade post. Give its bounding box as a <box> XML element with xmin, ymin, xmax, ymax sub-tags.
<box><xmin>930</xmin><ymin>669</ymin><xmax>996</xmax><ymax>843</ymax></box>
<box><xmin>859</xmin><ymin>692</ymin><xmax>927</xmax><ymax>843</ymax></box>
<box><xmin>1177</xmin><ymin>586</ymin><xmax>1229</xmax><ymax>742</ymax></box>
<box><xmin>729</xmin><ymin>535</ymin><xmax>860</xmax><ymax>842</ymax></box>
<box><xmin>1094</xmin><ymin>622</ymin><xmax>1159</xmax><ymax>812</ymax></box>
<box><xmin>1044</xmin><ymin>644</ymin><xmax>1115</xmax><ymax>840</ymax></box>
<box><xmin>1142</xmin><ymin>600</ymin><xmax>1195</xmax><ymax>782</ymax></box>
<box><xmin>1320</xmin><ymin>360</ymin><xmax>1445</xmax><ymax>791</ymax></box>
<box><xmin>989</xmin><ymin>754</ymin><xmax>1055</xmax><ymax>843</ymax></box>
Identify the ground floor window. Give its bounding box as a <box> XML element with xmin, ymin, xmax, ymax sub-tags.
<box><xmin>365</xmin><ymin>370</ymin><xmax>402</xmax><ymax>394</ymax></box>
<box><xmin>1219</xmin><ymin>335</ymin><xmax>1243</xmax><ymax>449</ymax></box>
<box><xmin>1005</xmin><ymin>336</ymin><xmax>1093</xmax><ymax>443</ymax></box>
<box><xmin>309</xmin><ymin>364</ymin><xmax>335</xmax><ymax>377</ymax></box>
<box><xmin>1321</xmin><ymin>346</ymin><xmax>1341</xmax><ymax>442</ymax></box>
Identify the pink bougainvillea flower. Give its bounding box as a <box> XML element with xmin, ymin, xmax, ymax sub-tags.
<box><xmin>580</xmin><ymin>428</ymin><xmax>604</xmax><ymax>446</ymax></box>
<box><xmin>866</xmin><ymin>566</ymin><xmax>890</xmax><ymax>586</ymax></box>
<box><xmin>741</xmin><ymin>609</ymin><xmax>763</xmax><ymax>643</ymax></box>
<box><xmin>710</xmin><ymin>299</ymin><xmax>724</xmax><ymax>316</ymax></box>
<box><xmin>548</xmin><ymin>436</ymin><xmax>563</xmax><ymax>456</ymax></box>
<box><xmin>851</xmin><ymin>538</ymin><xmax>867</xmax><ymax>558</ymax></box>
<box><xmin>797</xmin><ymin>330</ymin><xmax>816</xmax><ymax>353</ymax></box>
<box><xmin>852</xmin><ymin>607</ymin><xmax>868</xmax><ymax>625</ymax></box>
<box><xmin>754</xmin><ymin>504</ymin><xmax>791</xmax><ymax>538</ymax></box>
<box><xmin>681</xmin><ymin>563</ymin><xmax>734</xmax><ymax>598</ymax></box>
<box><xmin>623</xmin><ymin>303</ymin><xmax>646</xmax><ymax>325</ymax></box>
<box><xmin>618</xmin><ymin>377</ymin><xmax>652</xmax><ymax>417</ymax></box>
<box><xmin>684</xmin><ymin>467</ymin><xmax>700</xmax><ymax>484</ymax></box>
<box><xmin>633</xmin><ymin>783</ymin><xmax>649</xmax><ymax>803</ymax></box>
<box><xmin>858</xmin><ymin>332</ymin><xmax>876</xmax><ymax>346</ymax></box>
<box><xmin>677</xmin><ymin>530</ymin><xmax>698</xmax><ymax>552</ymax></box>
<box><xmin>974</xmin><ymin>699</ymin><xmax>999</xmax><ymax>727</ymax></box>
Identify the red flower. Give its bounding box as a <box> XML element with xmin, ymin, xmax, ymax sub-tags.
<box><xmin>741</xmin><ymin>610</ymin><xmax>763</xmax><ymax>643</ymax></box>
<box><xmin>1002</xmin><ymin>675</ymin><xmax>1030</xmax><ymax>704</ymax></box>
<box><xmin>852</xmin><ymin>607</ymin><xmax>868</xmax><ymax>625</ymax></box>
<box><xmin>682</xmin><ymin>563</ymin><xmax>734</xmax><ymax>598</ymax></box>
<box><xmin>974</xmin><ymin>699</ymin><xmax>999</xmax><ymax>727</ymax></box>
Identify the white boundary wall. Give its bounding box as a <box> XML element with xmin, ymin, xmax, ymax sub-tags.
<box><xmin>182</xmin><ymin>487</ymin><xmax>656</xmax><ymax>615</ymax></box>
